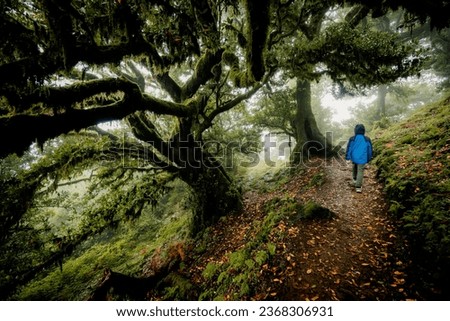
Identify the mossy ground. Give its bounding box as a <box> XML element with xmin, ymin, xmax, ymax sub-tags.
<box><xmin>373</xmin><ymin>92</ymin><xmax>450</xmax><ymax>298</ymax></box>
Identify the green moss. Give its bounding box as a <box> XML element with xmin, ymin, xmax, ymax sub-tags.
<box><xmin>222</xmin><ymin>51</ymin><xmax>239</xmax><ymax>66</ymax></box>
<box><xmin>15</xmin><ymin>180</ymin><xmax>193</xmax><ymax>300</ymax></box>
<box><xmin>163</xmin><ymin>273</ymin><xmax>195</xmax><ymax>300</ymax></box>
<box><xmin>374</xmin><ymin>92</ymin><xmax>450</xmax><ymax>285</ymax></box>
<box><xmin>307</xmin><ymin>171</ymin><xmax>325</xmax><ymax>188</ymax></box>
<box><xmin>398</xmin><ymin>134</ymin><xmax>415</xmax><ymax>144</ymax></box>
<box><xmin>254</xmin><ymin>250</ymin><xmax>269</xmax><ymax>266</ymax></box>
<box><xmin>202</xmin><ymin>262</ymin><xmax>220</xmax><ymax>280</ymax></box>
<box><xmin>266</xmin><ymin>242</ymin><xmax>276</xmax><ymax>256</ymax></box>
<box><xmin>197</xmin><ymin>197</ymin><xmax>297</xmax><ymax>300</ymax></box>
<box><xmin>300</xmin><ymin>201</ymin><xmax>334</xmax><ymax>220</ymax></box>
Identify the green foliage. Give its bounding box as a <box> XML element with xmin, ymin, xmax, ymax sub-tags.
<box><xmin>239</xmin><ymin>158</ymin><xmax>292</xmax><ymax>194</ymax></box>
<box><xmin>203</xmin><ymin>101</ymin><xmax>261</xmax><ymax>176</ymax></box>
<box><xmin>199</xmin><ymin>246</ymin><xmax>271</xmax><ymax>300</ymax></box>
<box><xmin>197</xmin><ymin>196</ymin><xmax>306</xmax><ymax>300</ymax></box>
<box><xmin>345</xmin><ymin>79</ymin><xmax>445</xmax><ymax>136</ymax></box>
<box><xmin>163</xmin><ymin>273</ymin><xmax>195</xmax><ymax>300</ymax></box>
<box><xmin>308</xmin><ymin>171</ymin><xmax>325</xmax><ymax>188</ymax></box>
<box><xmin>3</xmin><ymin>0</ymin><xmax>450</xmax><ymax>301</ymax></box>
<box><xmin>11</xmin><ymin>177</ymin><xmax>193</xmax><ymax>300</ymax></box>
<box><xmin>317</xmin><ymin>23</ymin><xmax>424</xmax><ymax>87</ymax></box>
<box><xmin>374</xmin><ymin>92</ymin><xmax>450</xmax><ymax>283</ymax></box>
<box><xmin>0</xmin><ymin>127</ymin><xmax>197</xmax><ymax>298</ymax></box>
<box><xmin>266</xmin><ymin>242</ymin><xmax>277</xmax><ymax>256</ymax></box>
<box><xmin>263</xmin><ymin>196</ymin><xmax>302</xmax><ymax>219</ymax></box>
<box><xmin>428</xmin><ymin>28</ymin><xmax>450</xmax><ymax>90</ymax></box>
<box><xmin>251</xmin><ymin>84</ymin><xmax>296</xmax><ymax>136</ymax></box>
<box><xmin>202</xmin><ymin>262</ymin><xmax>220</xmax><ymax>280</ymax></box>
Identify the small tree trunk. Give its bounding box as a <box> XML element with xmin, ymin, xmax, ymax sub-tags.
<box><xmin>377</xmin><ymin>84</ymin><xmax>387</xmax><ymax>119</ymax></box>
<box><xmin>290</xmin><ymin>79</ymin><xmax>333</xmax><ymax>164</ymax></box>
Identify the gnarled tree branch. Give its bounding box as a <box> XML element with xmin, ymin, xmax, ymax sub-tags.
<box><xmin>201</xmin><ymin>72</ymin><xmax>271</xmax><ymax>133</ymax></box>
<box><xmin>0</xmin><ymin>79</ymin><xmax>195</xmax><ymax>158</ymax></box>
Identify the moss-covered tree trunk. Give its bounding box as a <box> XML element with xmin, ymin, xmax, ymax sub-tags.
<box><xmin>290</xmin><ymin>79</ymin><xmax>333</xmax><ymax>164</ymax></box>
<box><xmin>168</xmin><ymin>127</ymin><xmax>241</xmax><ymax>234</ymax></box>
<box><xmin>179</xmin><ymin>157</ymin><xmax>242</xmax><ymax>235</ymax></box>
<box><xmin>127</xmin><ymin>104</ymin><xmax>243</xmax><ymax>236</ymax></box>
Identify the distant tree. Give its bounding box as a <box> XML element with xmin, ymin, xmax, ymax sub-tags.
<box><xmin>251</xmin><ymin>76</ymin><xmax>339</xmax><ymax>155</ymax></box>
<box><xmin>269</xmin><ymin>3</ymin><xmax>434</xmax><ymax>163</ymax></box>
<box><xmin>370</xmin><ymin>10</ymin><xmax>450</xmax><ymax>120</ymax></box>
<box><xmin>347</xmin><ymin>76</ymin><xmax>444</xmax><ymax>130</ymax></box>
<box><xmin>251</xmin><ymin>76</ymin><xmax>296</xmax><ymax>137</ymax></box>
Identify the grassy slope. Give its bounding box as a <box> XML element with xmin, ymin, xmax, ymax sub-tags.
<box><xmin>373</xmin><ymin>92</ymin><xmax>450</xmax><ymax>295</ymax></box>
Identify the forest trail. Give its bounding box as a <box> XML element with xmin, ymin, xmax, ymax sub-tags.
<box><xmin>277</xmin><ymin>158</ymin><xmax>414</xmax><ymax>300</ymax></box>
<box><xmin>188</xmin><ymin>157</ymin><xmax>419</xmax><ymax>301</ymax></box>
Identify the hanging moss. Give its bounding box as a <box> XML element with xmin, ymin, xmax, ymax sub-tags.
<box><xmin>222</xmin><ymin>51</ymin><xmax>239</xmax><ymax>66</ymax></box>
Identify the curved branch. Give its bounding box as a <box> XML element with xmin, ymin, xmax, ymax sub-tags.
<box><xmin>0</xmin><ymin>80</ymin><xmax>195</xmax><ymax>158</ymax></box>
<box><xmin>156</xmin><ymin>73</ymin><xmax>182</xmax><ymax>102</ymax></box>
<box><xmin>8</xmin><ymin>78</ymin><xmax>135</xmax><ymax>107</ymax></box>
<box><xmin>155</xmin><ymin>49</ymin><xmax>224</xmax><ymax>104</ymax></box>
<box><xmin>0</xmin><ymin>40</ymin><xmax>164</xmax><ymax>93</ymax></box>
<box><xmin>88</xmin><ymin>126</ymin><xmax>120</xmax><ymax>142</ymax></box>
<box><xmin>345</xmin><ymin>5</ymin><xmax>370</xmax><ymax>28</ymax></box>
<box><xmin>181</xmin><ymin>49</ymin><xmax>224</xmax><ymax>99</ymax></box>
<box><xmin>125</xmin><ymin>113</ymin><xmax>182</xmax><ymax>170</ymax></box>
<box><xmin>119</xmin><ymin>61</ymin><xmax>146</xmax><ymax>91</ymax></box>
<box><xmin>204</xmin><ymin>72</ymin><xmax>271</xmax><ymax>130</ymax></box>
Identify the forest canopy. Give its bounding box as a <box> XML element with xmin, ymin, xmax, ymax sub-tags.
<box><xmin>1</xmin><ymin>0</ymin><xmax>449</xmax><ymax>300</ymax></box>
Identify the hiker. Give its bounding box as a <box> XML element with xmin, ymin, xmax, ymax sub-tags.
<box><xmin>345</xmin><ymin>124</ymin><xmax>373</xmax><ymax>193</ymax></box>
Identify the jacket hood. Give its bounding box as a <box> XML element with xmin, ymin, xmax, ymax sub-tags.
<box><xmin>354</xmin><ymin>124</ymin><xmax>365</xmax><ymax>135</ymax></box>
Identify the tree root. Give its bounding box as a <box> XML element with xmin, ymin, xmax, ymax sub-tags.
<box><xmin>88</xmin><ymin>259</ymin><xmax>180</xmax><ymax>300</ymax></box>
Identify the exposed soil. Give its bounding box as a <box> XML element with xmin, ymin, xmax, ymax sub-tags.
<box><xmin>188</xmin><ymin>157</ymin><xmax>423</xmax><ymax>301</ymax></box>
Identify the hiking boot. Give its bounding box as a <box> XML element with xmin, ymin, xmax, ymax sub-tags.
<box><xmin>356</xmin><ymin>187</ymin><xmax>362</xmax><ymax>193</ymax></box>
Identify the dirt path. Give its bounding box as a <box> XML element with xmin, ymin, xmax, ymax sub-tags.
<box><xmin>276</xmin><ymin>158</ymin><xmax>415</xmax><ymax>300</ymax></box>
<box><xmin>186</xmin><ymin>157</ymin><xmax>418</xmax><ymax>301</ymax></box>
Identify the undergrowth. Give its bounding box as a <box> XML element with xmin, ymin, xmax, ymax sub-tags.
<box><xmin>13</xmin><ymin>180</ymin><xmax>193</xmax><ymax>300</ymax></box>
<box><xmin>373</xmin><ymin>92</ymin><xmax>450</xmax><ymax>297</ymax></box>
<box><xmin>193</xmin><ymin>195</ymin><xmax>330</xmax><ymax>301</ymax></box>
<box><xmin>195</xmin><ymin>196</ymin><xmax>300</xmax><ymax>300</ymax></box>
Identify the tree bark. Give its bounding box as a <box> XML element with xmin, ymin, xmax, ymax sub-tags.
<box><xmin>0</xmin><ymin>79</ymin><xmax>195</xmax><ymax>159</ymax></box>
<box><xmin>179</xmin><ymin>156</ymin><xmax>242</xmax><ymax>235</ymax></box>
<box><xmin>290</xmin><ymin>79</ymin><xmax>333</xmax><ymax>164</ymax></box>
<box><xmin>245</xmin><ymin>0</ymin><xmax>270</xmax><ymax>81</ymax></box>
<box><xmin>127</xmin><ymin>113</ymin><xmax>242</xmax><ymax>235</ymax></box>
<box><xmin>169</xmin><ymin>132</ymin><xmax>242</xmax><ymax>234</ymax></box>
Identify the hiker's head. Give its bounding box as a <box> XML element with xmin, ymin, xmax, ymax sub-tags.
<box><xmin>354</xmin><ymin>124</ymin><xmax>365</xmax><ymax>135</ymax></box>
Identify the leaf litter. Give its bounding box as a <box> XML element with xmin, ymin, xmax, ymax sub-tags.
<box><xmin>186</xmin><ymin>157</ymin><xmax>420</xmax><ymax>300</ymax></box>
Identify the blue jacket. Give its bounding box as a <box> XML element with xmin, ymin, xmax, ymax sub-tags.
<box><xmin>345</xmin><ymin>124</ymin><xmax>373</xmax><ymax>164</ymax></box>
